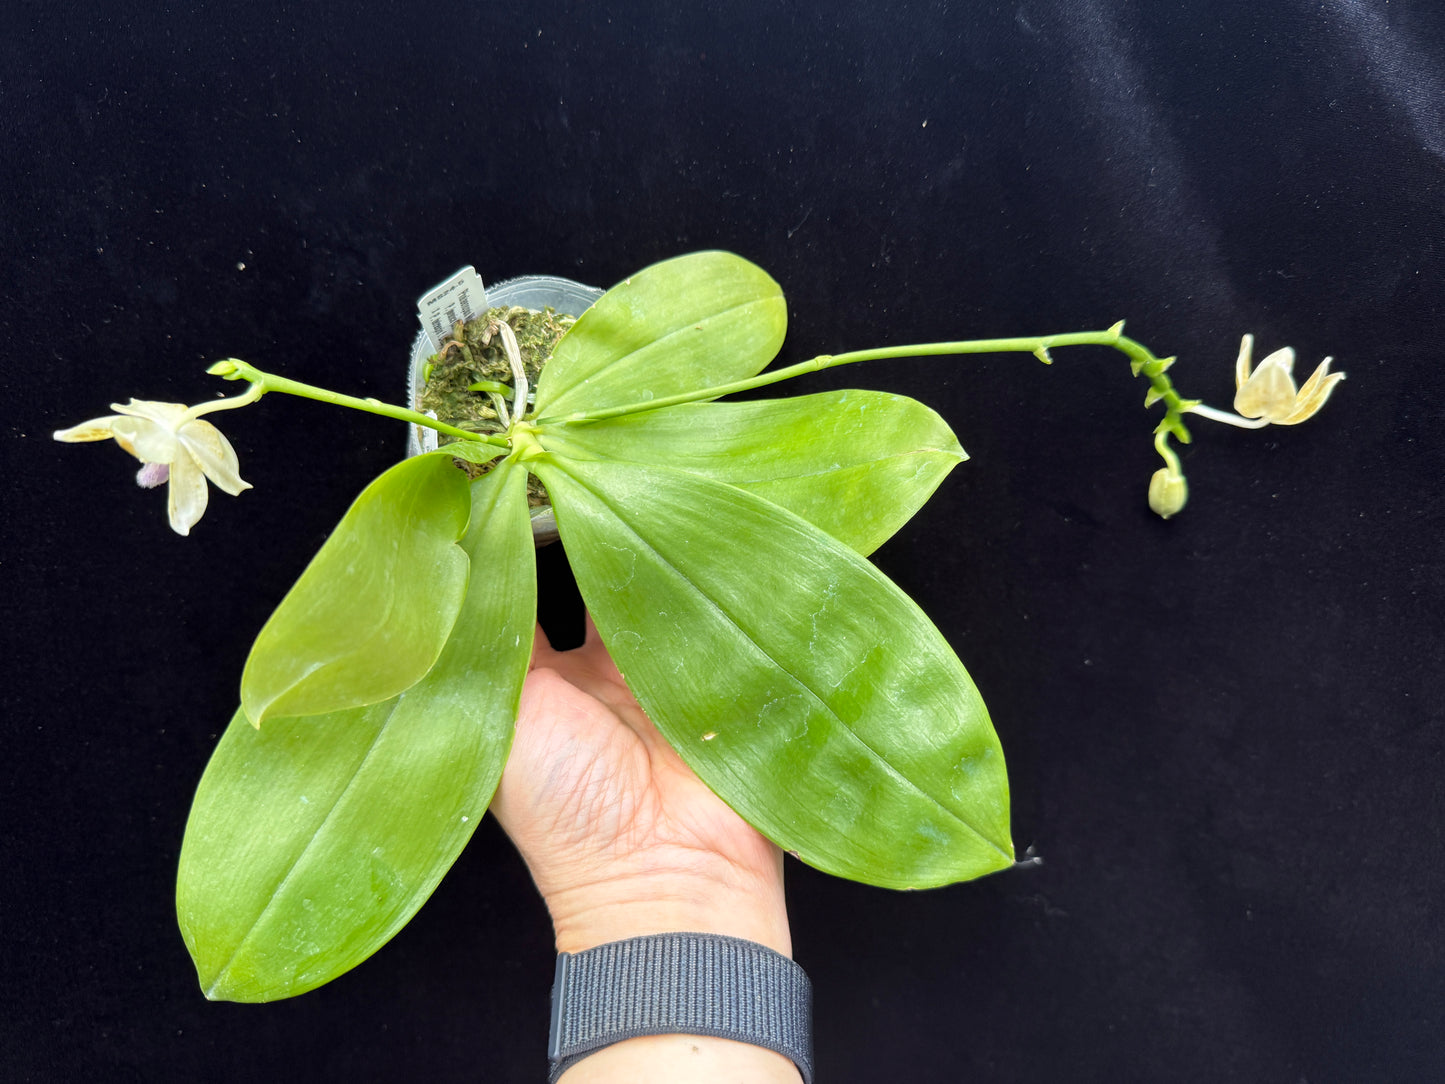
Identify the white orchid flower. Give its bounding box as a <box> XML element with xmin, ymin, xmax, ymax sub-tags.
<box><xmin>1233</xmin><ymin>334</ymin><xmax>1345</xmax><ymax>425</ymax></box>
<box><xmin>54</xmin><ymin>399</ymin><xmax>251</xmax><ymax>535</ymax></box>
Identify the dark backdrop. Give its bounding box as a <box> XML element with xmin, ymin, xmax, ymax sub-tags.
<box><xmin>4</xmin><ymin>1</ymin><xmax>1442</xmax><ymax>1081</ymax></box>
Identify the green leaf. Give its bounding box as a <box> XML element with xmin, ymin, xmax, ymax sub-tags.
<box><xmin>179</xmin><ymin>461</ymin><xmax>536</xmax><ymax>1001</ymax></box>
<box><xmin>532</xmin><ymin>251</ymin><xmax>786</xmax><ymax>419</ymax></box>
<box><xmin>540</xmin><ymin>390</ymin><xmax>966</xmax><ymax>555</ymax></box>
<box><xmin>446</xmin><ymin>440</ymin><xmax>507</xmax><ymax>466</ymax></box>
<box><xmin>240</xmin><ymin>453</ymin><xmax>471</xmax><ymax>728</ymax></box>
<box><xmin>532</xmin><ymin>455</ymin><xmax>1012</xmax><ymax>889</ymax></box>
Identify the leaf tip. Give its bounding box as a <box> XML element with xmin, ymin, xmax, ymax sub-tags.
<box><xmin>239</xmin><ymin>692</ymin><xmax>265</xmax><ymax>729</ymax></box>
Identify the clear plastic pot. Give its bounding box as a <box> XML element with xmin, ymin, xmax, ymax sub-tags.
<box><xmin>407</xmin><ymin>274</ymin><xmax>604</xmax><ymax>544</ymax></box>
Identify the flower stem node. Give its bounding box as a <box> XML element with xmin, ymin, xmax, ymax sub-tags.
<box><xmin>1234</xmin><ymin>334</ymin><xmax>1345</xmax><ymax>425</ymax></box>
<box><xmin>53</xmin><ymin>399</ymin><xmax>251</xmax><ymax>535</ymax></box>
<box><xmin>509</xmin><ymin>424</ymin><xmax>547</xmax><ymax>463</ymax></box>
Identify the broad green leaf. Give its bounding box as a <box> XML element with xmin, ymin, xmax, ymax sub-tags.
<box><xmin>533</xmin><ymin>455</ymin><xmax>1012</xmax><ymax>889</ymax></box>
<box><xmin>532</xmin><ymin>251</ymin><xmax>786</xmax><ymax>419</ymax></box>
<box><xmin>540</xmin><ymin>390</ymin><xmax>966</xmax><ymax>555</ymax></box>
<box><xmin>179</xmin><ymin>462</ymin><xmax>535</xmax><ymax>1001</ymax></box>
<box><xmin>240</xmin><ymin>453</ymin><xmax>471</xmax><ymax>728</ymax></box>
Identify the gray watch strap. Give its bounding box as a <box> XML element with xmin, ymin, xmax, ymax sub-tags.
<box><xmin>547</xmin><ymin>932</ymin><xmax>813</xmax><ymax>1083</ymax></box>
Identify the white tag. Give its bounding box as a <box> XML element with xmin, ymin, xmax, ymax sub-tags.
<box><xmin>416</xmin><ymin>266</ymin><xmax>488</xmax><ymax>354</ymax></box>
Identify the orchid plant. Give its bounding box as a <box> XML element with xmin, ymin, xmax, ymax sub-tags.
<box><xmin>56</xmin><ymin>251</ymin><xmax>1342</xmax><ymax>1002</ymax></box>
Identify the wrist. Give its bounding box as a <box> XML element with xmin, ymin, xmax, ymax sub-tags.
<box><xmin>546</xmin><ymin>862</ymin><xmax>792</xmax><ymax>957</ymax></box>
<box><xmin>557</xmin><ymin>1032</ymin><xmax>803</xmax><ymax>1083</ymax></box>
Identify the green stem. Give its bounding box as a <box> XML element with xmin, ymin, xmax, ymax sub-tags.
<box><xmin>181</xmin><ymin>379</ymin><xmax>265</xmax><ymax>423</ymax></box>
<box><xmin>1153</xmin><ymin>430</ymin><xmax>1182</xmax><ymax>475</ymax></box>
<box><xmin>206</xmin><ymin>359</ymin><xmax>510</xmax><ymax>448</ymax></box>
<box><xmin>543</xmin><ymin>326</ymin><xmax>1195</xmax><ymax>442</ymax></box>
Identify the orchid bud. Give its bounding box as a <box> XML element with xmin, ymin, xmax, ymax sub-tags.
<box><xmin>1148</xmin><ymin>466</ymin><xmax>1188</xmax><ymax>519</ymax></box>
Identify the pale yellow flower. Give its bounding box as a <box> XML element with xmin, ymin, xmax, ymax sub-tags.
<box><xmin>54</xmin><ymin>399</ymin><xmax>250</xmax><ymax>535</ymax></box>
<box><xmin>1233</xmin><ymin>334</ymin><xmax>1345</xmax><ymax>425</ymax></box>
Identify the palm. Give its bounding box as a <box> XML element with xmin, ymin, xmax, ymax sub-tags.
<box><xmin>491</xmin><ymin>618</ymin><xmax>785</xmax><ymax>949</ymax></box>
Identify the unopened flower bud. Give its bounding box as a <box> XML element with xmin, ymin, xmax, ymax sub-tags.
<box><xmin>1148</xmin><ymin>467</ymin><xmax>1188</xmax><ymax>519</ymax></box>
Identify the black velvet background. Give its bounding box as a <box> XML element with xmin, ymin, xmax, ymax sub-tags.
<box><xmin>4</xmin><ymin>1</ymin><xmax>1443</xmax><ymax>1081</ymax></box>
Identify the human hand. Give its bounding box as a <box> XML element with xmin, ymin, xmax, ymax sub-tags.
<box><xmin>491</xmin><ymin>616</ymin><xmax>791</xmax><ymax>958</ymax></box>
